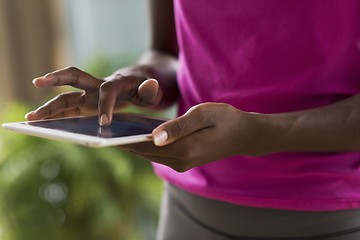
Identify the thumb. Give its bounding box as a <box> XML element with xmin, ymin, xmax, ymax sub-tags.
<box><xmin>137</xmin><ymin>78</ymin><xmax>160</xmax><ymax>105</ymax></box>
<box><xmin>152</xmin><ymin>106</ymin><xmax>212</xmax><ymax>146</ymax></box>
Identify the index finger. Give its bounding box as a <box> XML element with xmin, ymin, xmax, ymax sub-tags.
<box><xmin>33</xmin><ymin>66</ymin><xmax>103</xmax><ymax>92</ymax></box>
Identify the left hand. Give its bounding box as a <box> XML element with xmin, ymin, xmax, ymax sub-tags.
<box><xmin>119</xmin><ymin>103</ymin><xmax>264</xmax><ymax>172</ymax></box>
<box><xmin>25</xmin><ymin>66</ymin><xmax>162</xmax><ymax>124</ymax></box>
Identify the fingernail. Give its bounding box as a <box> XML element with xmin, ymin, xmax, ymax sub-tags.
<box><xmin>32</xmin><ymin>77</ymin><xmax>44</xmax><ymax>85</ymax></box>
<box><xmin>25</xmin><ymin>112</ymin><xmax>30</xmax><ymax>119</ymax></box>
<box><xmin>100</xmin><ymin>114</ymin><xmax>109</xmax><ymax>126</ymax></box>
<box><xmin>154</xmin><ymin>130</ymin><xmax>168</xmax><ymax>146</ymax></box>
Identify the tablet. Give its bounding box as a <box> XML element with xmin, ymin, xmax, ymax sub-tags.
<box><xmin>2</xmin><ymin>113</ymin><xmax>168</xmax><ymax>147</ymax></box>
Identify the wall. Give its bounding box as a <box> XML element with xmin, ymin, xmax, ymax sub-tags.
<box><xmin>65</xmin><ymin>0</ymin><xmax>148</xmax><ymax>68</ymax></box>
<box><xmin>0</xmin><ymin>0</ymin><xmax>67</xmax><ymax>107</ymax></box>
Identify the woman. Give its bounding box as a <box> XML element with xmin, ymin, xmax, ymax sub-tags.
<box><xmin>27</xmin><ymin>0</ymin><xmax>360</xmax><ymax>239</ymax></box>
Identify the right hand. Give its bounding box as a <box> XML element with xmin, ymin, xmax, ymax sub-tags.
<box><xmin>25</xmin><ymin>66</ymin><xmax>162</xmax><ymax>125</ymax></box>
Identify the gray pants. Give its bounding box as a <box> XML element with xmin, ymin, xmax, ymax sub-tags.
<box><xmin>157</xmin><ymin>183</ymin><xmax>360</xmax><ymax>240</ymax></box>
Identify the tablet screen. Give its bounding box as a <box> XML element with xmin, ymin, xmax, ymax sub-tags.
<box><xmin>25</xmin><ymin>114</ymin><xmax>166</xmax><ymax>138</ymax></box>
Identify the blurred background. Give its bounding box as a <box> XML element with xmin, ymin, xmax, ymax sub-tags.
<box><xmin>0</xmin><ymin>1</ymin><xmax>173</xmax><ymax>239</ymax></box>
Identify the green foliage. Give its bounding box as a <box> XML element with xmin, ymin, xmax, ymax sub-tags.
<box><xmin>82</xmin><ymin>53</ymin><xmax>136</xmax><ymax>79</ymax></box>
<box><xmin>0</xmin><ymin>104</ymin><xmax>163</xmax><ymax>240</ymax></box>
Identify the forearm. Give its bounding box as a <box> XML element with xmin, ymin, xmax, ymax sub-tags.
<box><xmin>255</xmin><ymin>94</ymin><xmax>360</xmax><ymax>155</ymax></box>
<box><xmin>140</xmin><ymin>0</ymin><xmax>179</xmax><ymax>109</ymax></box>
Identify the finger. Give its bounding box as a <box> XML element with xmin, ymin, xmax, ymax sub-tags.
<box><xmin>97</xmin><ymin>77</ymin><xmax>144</xmax><ymax>125</ymax></box>
<box><xmin>117</xmin><ymin>143</ymin><xmax>180</xmax><ymax>167</ymax></box>
<box><xmin>119</xmin><ymin>143</ymin><xmax>196</xmax><ymax>172</ymax></box>
<box><xmin>98</xmin><ymin>78</ymin><xmax>160</xmax><ymax>126</ymax></box>
<box><xmin>128</xmin><ymin>79</ymin><xmax>161</xmax><ymax>107</ymax></box>
<box><xmin>119</xmin><ymin>130</ymin><xmax>203</xmax><ymax>159</ymax></box>
<box><xmin>25</xmin><ymin>92</ymin><xmax>84</xmax><ymax>121</ymax></box>
<box><xmin>119</xmin><ymin>148</ymin><xmax>178</xmax><ymax>167</ymax></box>
<box><xmin>98</xmin><ymin>81</ymin><xmax>122</xmax><ymax>126</ymax></box>
<box><xmin>152</xmin><ymin>106</ymin><xmax>213</xmax><ymax>146</ymax></box>
<box><xmin>33</xmin><ymin>66</ymin><xmax>103</xmax><ymax>91</ymax></box>
<box><xmin>44</xmin><ymin>108</ymin><xmax>82</xmax><ymax>120</ymax></box>
<box><xmin>119</xmin><ymin>141</ymin><xmax>176</xmax><ymax>158</ymax></box>
<box><xmin>137</xmin><ymin>79</ymin><xmax>160</xmax><ymax>104</ymax></box>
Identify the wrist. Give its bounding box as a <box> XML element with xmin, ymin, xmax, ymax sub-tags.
<box><xmin>239</xmin><ymin>112</ymin><xmax>297</xmax><ymax>156</ymax></box>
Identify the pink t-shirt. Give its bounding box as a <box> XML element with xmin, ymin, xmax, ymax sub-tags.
<box><xmin>153</xmin><ymin>0</ymin><xmax>360</xmax><ymax>211</ymax></box>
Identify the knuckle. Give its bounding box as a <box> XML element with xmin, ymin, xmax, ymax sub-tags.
<box><xmin>196</xmin><ymin>102</ymin><xmax>232</xmax><ymax>125</ymax></box>
<box><xmin>65</xmin><ymin>66</ymin><xmax>79</xmax><ymax>73</ymax></box>
<box><xmin>55</xmin><ymin>94</ymin><xmax>70</xmax><ymax>108</ymax></box>
<box><xmin>189</xmin><ymin>103</ymin><xmax>210</xmax><ymax>125</ymax></box>
<box><xmin>74</xmin><ymin>108</ymin><xmax>81</xmax><ymax>116</ymax></box>
<box><xmin>100</xmin><ymin>81</ymin><xmax>115</xmax><ymax>92</ymax></box>
<box><xmin>221</xmin><ymin>102</ymin><xmax>234</xmax><ymax>112</ymax></box>
<box><xmin>40</xmin><ymin>106</ymin><xmax>52</xmax><ymax>116</ymax></box>
<box><xmin>105</xmin><ymin>75</ymin><xmax>142</xmax><ymax>100</ymax></box>
<box><xmin>56</xmin><ymin>93</ymin><xmax>68</xmax><ymax>99</ymax></box>
<box><xmin>195</xmin><ymin>105</ymin><xmax>208</xmax><ymax>122</ymax></box>
<box><xmin>168</xmin><ymin>120</ymin><xmax>186</xmax><ymax>139</ymax></box>
<box><xmin>44</xmin><ymin>72</ymin><xmax>54</xmax><ymax>78</ymax></box>
<box><xmin>65</xmin><ymin>66</ymin><xmax>80</xmax><ymax>82</ymax></box>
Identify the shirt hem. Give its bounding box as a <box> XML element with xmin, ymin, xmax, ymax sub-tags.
<box><xmin>163</xmin><ymin>179</ymin><xmax>360</xmax><ymax>212</ymax></box>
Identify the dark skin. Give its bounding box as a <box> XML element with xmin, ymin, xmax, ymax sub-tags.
<box><xmin>26</xmin><ymin>0</ymin><xmax>360</xmax><ymax>172</ymax></box>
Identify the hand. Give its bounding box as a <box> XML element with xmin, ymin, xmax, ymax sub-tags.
<box><xmin>25</xmin><ymin>66</ymin><xmax>162</xmax><ymax>125</ymax></box>
<box><xmin>119</xmin><ymin>103</ymin><xmax>263</xmax><ymax>172</ymax></box>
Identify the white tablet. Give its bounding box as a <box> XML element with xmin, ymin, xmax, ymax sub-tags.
<box><xmin>2</xmin><ymin>113</ymin><xmax>168</xmax><ymax>147</ymax></box>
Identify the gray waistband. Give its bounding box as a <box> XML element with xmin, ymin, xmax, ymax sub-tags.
<box><xmin>167</xmin><ymin>183</ymin><xmax>360</xmax><ymax>238</ymax></box>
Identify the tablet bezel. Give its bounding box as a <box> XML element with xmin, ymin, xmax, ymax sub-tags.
<box><xmin>2</xmin><ymin>113</ymin><xmax>168</xmax><ymax>148</ymax></box>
